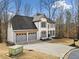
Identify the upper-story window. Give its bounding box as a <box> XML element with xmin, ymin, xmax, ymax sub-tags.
<box><xmin>48</xmin><ymin>24</ymin><xmax>50</xmax><ymax>28</ymax></box>
<box><xmin>50</xmin><ymin>24</ymin><xmax>54</xmax><ymax>28</ymax></box>
<box><xmin>41</xmin><ymin>22</ymin><xmax>46</xmax><ymax>28</ymax></box>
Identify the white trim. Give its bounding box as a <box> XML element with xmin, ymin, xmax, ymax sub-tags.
<box><xmin>27</xmin><ymin>32</ymin><xmax>28</xmax><ymax>44</ymax></box>
<box><xmin>13</xmin><ymin>29</ymin><xmax>37</xmax><ymax>32</ymax></box>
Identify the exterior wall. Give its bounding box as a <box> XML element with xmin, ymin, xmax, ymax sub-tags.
<box><xmin>48</xmin><ymin>23</ymin><xmax>55</xmax><ymax>37</ymax></box>
<box><xmin>14</xmin><ymin>30</ymin><xmax>37</xmax><ymax>44</ymax></box>
<box><xmin>34</xmin><ymin>17</ymin><xmax>55</xmax><ymax>40</ymax></box>
<box><xmin>7</xmin><ymin>23</ymin><xmax>16</xmax><ymax>43</ymax></box>
<box><xmin>8</xmin><ymin>16</ymin><xmax>55</xmax><ymax>44</ymax></box>
<box><xmin>40</xmin><ymin>18</ymin><xmax>48</xmax><ymax>39</ymax></box>
<box><xmin>34</xmin><ymin>22</ymin><xmax>40</xmax><ymax>40</ymax></box>
<box><xmin>28</xmin><ymin>32</ymin><xmax>37</xmax><ymax>42</ymax></box>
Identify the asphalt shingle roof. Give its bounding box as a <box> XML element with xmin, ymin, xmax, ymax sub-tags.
<box><xmin>11</xmin><ymin>15</ymin><xmax>37</xmax><ymax>30</ymax></box>
<box><xmin>33</xmin><ymin>13</ymin><xmax>55</xmax><ymax>23</ymax></box>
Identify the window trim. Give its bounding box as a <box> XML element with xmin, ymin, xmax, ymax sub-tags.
<box><xmin>41</xmin><ymin>31</ymin><xmax>46</xmax><ymax>37</ymax></box>
<box><xmin>41</xmin><ymin>22</ymin><xmax>46</xmax><ymax>28</ymax></box>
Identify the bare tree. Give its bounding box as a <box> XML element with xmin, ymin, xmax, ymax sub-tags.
<box><xmin>14</xmin><ymin>0</ymin><xmax>21</xmax><ymax>15</ymax></box>
<box><xmin>0</xmin><ymin>1</ymin><xmax>5</xmax><ymax>42</ymax></box>
<box><xmin>0</xmin><ymin>0</ymin><xmax>12</xmax><ymax>42</ymax></box>
<box><xmin>73</xmin><ymin>0</ymin><xmax>79</xmax><ymax>39</ymax></box>
<box><xmin>1</xmin><ymin>0</ymin><xmax>9</xmax><ymax>42</ymax></box>
<box><xmin>76</xmin><ymin>0</ymin><xmax>79</xmax><ymax>39</ymax></box>
<box><xmin>65</xmin><ymin>10</ymin><xmax>72</xmax><ymax>38</ymax></box>
<box><xmin>40</xmin><ymin>0</ymin><xmax>58</xmax><ymax>19</ymax></box>
<box><xmin>24</xmin><ymin>2</ymin><xmax>32</xmax><ymax>16</ymax></box>
<box><xmin>39</xmin><ymin>0</ymin><xmax>42</xmax><ymax>13</ymax></box>
<box><xmin>56</xmin><ymin>12</ymin><xmax>64</xmax><ymax>38</ymax></box>
<box><xmin>0</xmin><ymin>0</ymin><xmax>7</xmax><ymax>42</ymax></box>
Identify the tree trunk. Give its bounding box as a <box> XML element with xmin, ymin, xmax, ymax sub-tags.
<box><xmin>0</xmin><ymin>20</ymin><xmax>2</xmax><ymax>43</ymax></box>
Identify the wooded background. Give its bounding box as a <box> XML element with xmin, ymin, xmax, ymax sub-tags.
<box><xmin>0</xmin><ymin>0</ymin><xmax>79</xmax><ymax>43</ymax></box>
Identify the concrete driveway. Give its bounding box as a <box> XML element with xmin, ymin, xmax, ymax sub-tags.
<box><xmin>23</xmin><ymin>42</ymin><xmax>75</xmax><ymax>59</ymax></box>
<box><xmin>63</xmin><ymin>48</ymin><xmax>79</xmax><ymax>59</ymax></box>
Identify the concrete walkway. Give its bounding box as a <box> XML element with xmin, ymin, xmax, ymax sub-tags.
<box><xmin>23</xmin><ymin>42</ymin><xmax>75</xmax><ymax>59</ymax></box>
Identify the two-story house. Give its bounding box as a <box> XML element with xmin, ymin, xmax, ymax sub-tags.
<box><xmin>33</xmin><ymin>14</ymin><xmax>55</xmax><ymax>40</ymax></box>
<box><xmin>7</xmin><ymin>14</ymin><xmax>55</xmax><ymax>44</ymax></box>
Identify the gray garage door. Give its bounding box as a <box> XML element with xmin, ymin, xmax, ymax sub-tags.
<box><xmin>28</xmin><ymin>32</ymin><xmax>37</xmax><ymax>42</ymax></box>
<box><xmin>16</xmin><ymin>33</ymin><xmax>27</xmax><ymax>44</ymax></box>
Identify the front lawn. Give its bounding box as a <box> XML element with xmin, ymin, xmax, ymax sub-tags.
<box><xmin>0</xmin><ymin>43</ymin><xmax>59</xmax><ymax>59</ymax></box>
<box><xmin>49</xmin><ymin>38</ymin><xmax>74</xmax><ymax>45</ymax></box>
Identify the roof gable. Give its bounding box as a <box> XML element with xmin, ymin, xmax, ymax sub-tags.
<box><xmin>33</xmin><ymin>13</ymin><xmax>55</xmax><ymax>23</ymax></box>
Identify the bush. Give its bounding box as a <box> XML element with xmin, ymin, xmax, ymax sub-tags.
<box><xmin>77</xmin><ymin>34</ymin><xmax>79</xmax><ymax>39</ymax></box>
<box><xmin>0</xmin><ymin>39</ymin><xmax>2</xmax><ymax>43</ymax></box>
<box><xmin>6</xmin><ymin>41</ymin><xmax>15</xmax><ymax>46</ymax></box>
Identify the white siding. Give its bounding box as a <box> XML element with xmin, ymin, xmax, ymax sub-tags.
<box><xmin>40</xmin><ymin>18</ymin><xmax>48</xmax><ymax>39</ymax></box>
<box><xmin>48</xmin><ymin>23</ymin><xmax>55</xmax><ymax>37</ymax></box>
<box><xmin>8</xmin><ymin>16</ymin><xmax>56</xmax><ymax>44</ymax></box>
<box><xmin>34</xmin><ymin>18</ymin><xmax>49</xmax><ymax>39</ymax></box>
<box><xmin>7</xmin><ymin>23</ymin><xmax>16</xmax><ymax>43</ymax></box>
<box><xmin>34</xmin><ymin>22</ymin><xmax>40</xmax><ymax>40</ymax></box>
<box><xmin>34</xmin><ymin>17</ymin><xmax>55</xmax><ymax>40</ymax></box>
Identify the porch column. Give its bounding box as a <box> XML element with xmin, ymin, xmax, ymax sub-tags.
<box><xmin>47</xmin><ymin>30</ymin><xmax>48</xmax><ymax>38</ymax></box>
<box><xmin>27</xmin><ymin>32</ymin><xmax>29</xmax><ymax>44</ymax></box>
<box><xmin>47</xmin><ymin>23</ymin><xmax>49</xmax><ymax>38</ymax></box>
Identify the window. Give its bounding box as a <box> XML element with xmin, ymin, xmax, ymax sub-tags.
<box><xmin>48</xmin><ymin>24</ymin><xmax>53</xmax><ymax>28</ymax></box>
<box><xmin>50</xmin><ymin>24</ymin><xmax>54</xmax><ymax>28</ymax></box>
<box><xmin>49</xmin><ymin>30</ymin><xmax>55</xmax><ymax>36</ymax></box>
<box><xmin>53</xmin><ymin>30</ymin><xmax>55</xmax><ymax>36</ymax></box>
<box><xmin>28</xmin><ymin>33</ymin><xmax>32</xmax><ymax>35</ymax></box>
<box><xmin>41</xmin><ymin>31</ymin><xmax>46</xmax><ymax>38</ymax></box>
<box><xmin>48</xmin><ymin>24</ymin><xmax>50</xmax><ymax>28</ymax></box>
<box><xmin>16</xmin><ymin>33</ymin><xmax>26</xmax><ymax>35</ymax></box>
<box><xmin>50</xmin><ymin>31</ymin><xmax>53</xmax><ymax>36</ymax></box>
<box><xmin>41</xmin><ymin>22</ymin><xmax>46</xmax><ymax>28</ymax></box>
<box><xmin>28</xmin><ymin>32</ymin><xmax>36</xmax><ymax>35</ymax></box>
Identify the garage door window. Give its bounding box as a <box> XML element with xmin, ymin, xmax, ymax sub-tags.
<box><xmin>28</xmin><ymin>32</ymin><xmax>36</xmax><ymax>35</ymax></box>
<box><xmin>16</xmin><ymin>33</ymin><xmax>26</xmax><ymax>35</ymax></box>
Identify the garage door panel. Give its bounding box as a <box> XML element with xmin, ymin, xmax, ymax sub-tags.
<box><xmin>28</xmin><ymin>33</ymin><xmax>37</xmax><ymax>42</ymax></box>
<box><xmin>16</xmin><ymin>35</ymin><xmax>27</xmax><ymax>44</ymax></box>
<box><xmin>16</xmin><ymin>32</ymin><xmax>37</xmax><ymax>44</ymax></box>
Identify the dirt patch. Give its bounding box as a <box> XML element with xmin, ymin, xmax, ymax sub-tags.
<box><xmin>49</xmin><ymin>38</ymin><xmax>74</xmax><ymax>45</ymax></box>
<box><xmin>16</xmin><ymin>50</ymin><xmax>59</xmax><ymax>59</ymax></box>
<box><xmin>0</xmin><ymin>43</ymin><xmax>59</xmax><ymax>59</ymax></box>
